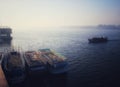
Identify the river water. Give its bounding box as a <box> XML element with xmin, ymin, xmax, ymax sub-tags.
<box><xmin>1</xmin><ymin>28</ymin><xmax>120</xmax><ymax>87</ymax></box>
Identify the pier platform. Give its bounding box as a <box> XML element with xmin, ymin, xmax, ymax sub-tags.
<box><xmin>0</xmin><ymin>65</ymin><xmax>9</xmax><ymax>87</ymax></box>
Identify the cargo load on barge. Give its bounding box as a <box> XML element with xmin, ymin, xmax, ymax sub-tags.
<box><xmin>24</xmin><ymin>51</ymin><xmax>47</xmax><ymax>75</ymax></box>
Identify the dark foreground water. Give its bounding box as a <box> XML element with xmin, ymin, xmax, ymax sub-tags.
<box><xmin>1</xmin><ymin>28</ymin><xmax>120</xmax><ymax>87</ymax></box>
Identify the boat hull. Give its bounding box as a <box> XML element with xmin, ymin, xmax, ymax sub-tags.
<box><xmin>88</xmin><ymin>37</ymin><xmax>108</xmax><ymax>43</ymax></box>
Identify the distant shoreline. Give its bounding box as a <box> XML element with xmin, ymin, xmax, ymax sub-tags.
<box><xmin>62</xmin><ymin>24</ymin><xmax>120</xmax><ymax>30</ymax></box>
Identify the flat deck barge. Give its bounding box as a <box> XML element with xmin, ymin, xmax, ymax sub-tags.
<box><xmin>24</xmin><ymin>49</ymin><xmax>68</xmax><ymax>74</ymax></box>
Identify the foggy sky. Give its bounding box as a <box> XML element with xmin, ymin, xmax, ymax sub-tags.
<box><xmin>0</xmin><ymin>0</ymin><xmax>120</xmax><ymax>29</ymax></box>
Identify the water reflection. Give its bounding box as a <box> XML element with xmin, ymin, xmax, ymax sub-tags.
<box><xmin>10</xmin><ymin>73</ymin><xmax>68</xmax><ymax>87</ymax></box>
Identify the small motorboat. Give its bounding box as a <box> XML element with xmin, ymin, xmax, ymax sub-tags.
<box><xmin>88</xmin><ymin>37</ymin><xmax>108</xmax><ymax>43</ymax></box>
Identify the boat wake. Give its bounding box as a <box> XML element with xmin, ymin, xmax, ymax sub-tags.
<box><xmin>108</xmin><ymin>39</ymin><xmax>120</xmax><ymax>41</ymax></box>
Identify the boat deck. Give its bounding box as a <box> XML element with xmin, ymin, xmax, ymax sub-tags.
<box><xmin>8</xmin><ymin>53</ymin><xmax>23</xmax><ymax>68</ymax></box>
<box><xmin>39</xmin><ymin>49</ymin><xmax>67</xmax><ymax>66</ymax></box>
<box><xmin>25</xmin><ymin>49</ymin><xmax>66</xmax><ymax>66</ymax></box>
<box><xmin>25</xmin><ymin>51</ymin><xmax>48</xmax><ymax>67</ymax></box>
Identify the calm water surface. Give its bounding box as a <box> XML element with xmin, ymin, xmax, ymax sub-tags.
<box><xmin>1</xmin><ymin>28</ymin><xmax>120</xmax><ymax>87</ymax></box>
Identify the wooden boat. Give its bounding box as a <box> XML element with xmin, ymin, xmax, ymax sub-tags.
<box><xmin>88</xmin><ymin>37</ymin><xmax>108</xmax><ymax>43</ymax></box>
<box><xmin>1</xmin><ymin>51</ymin><xmax>26</xmax><ymax>84</ymax></box>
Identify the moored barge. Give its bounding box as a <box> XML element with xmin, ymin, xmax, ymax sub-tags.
<box><xmin>39</xmin><ymin>49</ymin><xmax>68</xmax><ymax>74</ymax></box>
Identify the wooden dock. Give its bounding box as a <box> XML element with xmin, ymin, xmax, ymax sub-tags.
<box><xmin>0</xmin><ymin>65</ymin><xmax>9</xmax><ymax>87</ymax></box>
